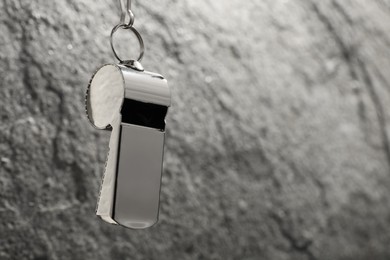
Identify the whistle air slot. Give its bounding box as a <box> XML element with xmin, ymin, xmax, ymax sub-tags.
<box><xmin>121</xmin><ymin>99</ymin><xmax>168</xmax><ymax>130</ymax></box>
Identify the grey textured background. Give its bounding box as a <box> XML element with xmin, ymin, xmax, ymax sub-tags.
<box><xmin>1</xmin><ymin>0</ymin><xmax>390</xmax><ymax>259</ymax></box>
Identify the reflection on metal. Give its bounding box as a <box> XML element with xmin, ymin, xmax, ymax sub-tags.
<box><xmin>86</xmin><ymin>64</ymin><xmax>170</xmax><ymax>229</ymax></box>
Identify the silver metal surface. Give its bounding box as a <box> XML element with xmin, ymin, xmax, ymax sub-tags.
<box><xmin>121</xmin><ymin>60</ymin><xmax>144</xmax><ymax>72</ymax></box>
<box><xmin>121</xmin><ymin>65</ymin><xmax>171</xmax><ymax>106</ymax></box>
<box><xmin>86</xmin><ymin>64</ymin><xmax>170</xmax><ymax>229</ymax></box>
<box><xmin>114</xmin><ymin>123</ymin><xmax>165</xmax><ymax>229</ymax></box>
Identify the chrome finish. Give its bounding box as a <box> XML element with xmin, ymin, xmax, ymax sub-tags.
<box><xmin>114</xmin><ymin>123</ymin><xmax>165</xmax><ymax>228</ymax></box>
<box><xmin>121</xmin><ymin>60</ymin><xmax>144</xmax><ymax>72</ymax></box>
<box><xmin>121</xmin><ymin>65</ymin><xmax>170</xmax><ymax>106</ymax></box>
<box><xmin>86</xmin><ymin>64</ymin><xmax>170</xmax><ymax>229</ymax></box>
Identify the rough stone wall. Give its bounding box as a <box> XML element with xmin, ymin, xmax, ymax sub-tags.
<box><xmin>1</xmin><ymin>0</ymin><xmax>390</xmax><ymax>259</ymax></box>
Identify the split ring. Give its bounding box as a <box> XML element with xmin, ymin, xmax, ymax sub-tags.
<box><xmin>110</xmin><ymin>24</ymin><xmax>145</xmax><ymax>63</ymax></box>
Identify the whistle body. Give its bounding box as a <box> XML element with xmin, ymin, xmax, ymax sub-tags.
<box><xmin>86</xmin><ymin>64</ymin><xmax>170</xmax><ymax>229</ymax></box>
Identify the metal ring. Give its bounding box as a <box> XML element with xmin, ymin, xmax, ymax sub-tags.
<box><xmin>110</xmin><ymin>24</ymin><xmax>144</xmax><ymax>63</ymax></box>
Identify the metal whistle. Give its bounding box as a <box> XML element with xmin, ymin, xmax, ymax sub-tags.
<box><xmin>86</xmin><ymin>63</ymin><xmax>171</xmax><ymax>229</ymax></box>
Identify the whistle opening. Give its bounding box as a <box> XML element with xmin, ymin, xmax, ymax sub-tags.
<box><xmin>121</xmin><ymin>99</ymin><xmax>168</xmax><ymax>130</ymax></box>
